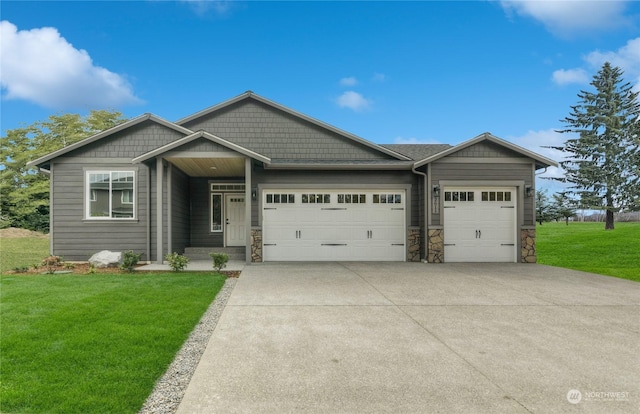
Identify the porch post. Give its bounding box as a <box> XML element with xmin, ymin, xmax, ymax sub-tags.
<box><xmin>156</xmin><ymin>158</ymin><xmax>163</xmax><ymax>264</ymax></box>
<box><xmin>245</xmin><ymin>157</ymin><xmax>252</xmax><ymax>263</ymax></box>
<box><xmin>167</xmin><ymin>163</ymin><xmax>172</xmax><ymax>256</ymax></box>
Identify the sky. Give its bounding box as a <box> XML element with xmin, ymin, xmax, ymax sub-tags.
<box><xmin>2</xmin><ymin>1</ymin><xmax>640</xmax><ymax>191</ymax></box>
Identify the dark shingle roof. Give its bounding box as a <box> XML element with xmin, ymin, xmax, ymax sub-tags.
<box><xmin>380</xmin><ymin>144</ymin><xmax>452</xmax><ymax>161</ymax></box>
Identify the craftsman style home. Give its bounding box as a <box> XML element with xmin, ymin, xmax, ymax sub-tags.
<box><xmin>28</xmin><ymin>91</ymin><xmax>557</xmax><ymax>264</ymax></box>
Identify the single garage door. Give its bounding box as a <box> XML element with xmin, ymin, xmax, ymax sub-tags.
<box><xmin>262</xmin><ymin>190</ymin><xmax>406</xmax><ymax>261</ymax></box>
<box><xmin>443</xmin><ymin>187</ymin><xmax>517</xmax><ymax>262</ymax></box>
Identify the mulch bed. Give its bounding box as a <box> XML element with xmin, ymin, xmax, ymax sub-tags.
<box><xmin>6</xmin><ymin>262</ymin><xmax>241</xmax><ymax>277</ymax></box>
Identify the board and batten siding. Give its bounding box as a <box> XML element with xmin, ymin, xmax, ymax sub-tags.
<box><xmin>252</xmin><ymin>167</ymin><xmax>419</xmax><ymax>227</ymax></box>
<box><xmin>430</xmin><ymin>162</ymin><xmax>535</xmax><ymax>226</ymax></box>
<box><xmin>181</xmin><ymin>99</ymin><xmax>394</xmax><ymax>161</ymax></box>
<box><xmin>50</xmin><ymin>160</ymin><xmax>149</xmax><ymax>261</ymax></box>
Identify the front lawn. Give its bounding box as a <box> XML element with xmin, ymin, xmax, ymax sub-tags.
<box><xmin>0</xmin><ymin>234</ymin><xmax>50</xmax><ymax>272</ymax></box>
<box><xmin>537</xmin><ymin>222</ymin><xmax>639</xmax><ymax>282</ymax></box>
<box><xmin>0</xmin><ymin>272</ymin><xmax>225</xmax><ymax>413</ymax></box>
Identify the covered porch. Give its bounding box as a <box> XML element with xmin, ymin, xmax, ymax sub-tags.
<box><xmin>132</xmin><ymin>130</ymin><xmax>270</xmax><ymax>264</ymax></box>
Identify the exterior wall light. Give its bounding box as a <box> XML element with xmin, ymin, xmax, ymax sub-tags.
<box><xmin>525</xmin><ymin>185</ymin><xmax>533</xmax><ymax>197</ymax></box>
<box><xmin>433</xmin><ymin>185</ymin><xmax>440</xmax><ymax>198</ymax></box>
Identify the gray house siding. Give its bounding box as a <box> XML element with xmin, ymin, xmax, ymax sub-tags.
<box><xmin>252</xmin><ymin>167</ymin><xmax>419</xmax><ymax>227</ymax></box>
<box><xmin>447</xmin><ymin>141</ymin><xmax>523</xmax><ymax>158</ymax></box>
<box><xmin>49</xmin><ymin>160</ymin><xmax>149</xmax><ymax>261</ymax></box>
<box><xmin>430</xmin><ymin>162</ymin><xmax>535</xmax><ymax>226</ymax></box>
<box><xmin>181</xmin><ymin>99</ymin><xmax>393</xmax><ymax>161</ymax></box>
<box><xmin>171</xmin><ymin>166</ymin><xmax>190</xmax><ymax>254</ymax></box>
<box><xmin>68</xmin><ymin>121</ymin><xmax>185</xmax><ymax>159</ymax></box>
<box><xmin>189</xmin><ymin>178</ymin><xmax>223</xmax><ymax>247</ymax></box>
<box><xmin>149</xmin><ymin>162</ymin><xmax>168</xmax><ymax>262</ymax></box>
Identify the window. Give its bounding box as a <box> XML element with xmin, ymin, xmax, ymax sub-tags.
<box><xmin>211</xmin><ymin>183</ymin><xmax>245</xmax><ymax>192</ymax></box>
<box><xmin>481</xmin><ymin>191</ymin><xmax>512</xmax><ymax>202</ymax></box>
<box><xmin>302</xmin><ymin>194</ymin><xmax>330</xmax><ymax>204</ymax></box>
<box><xmin>372</xmin><ymin>193</ymin><xmax>402</xmax><ymax>204</ymax></box>
<box><xmin>338</xmin><ymin>194</ymin><xmax>366</xmax><ymax>204</ymax></box>
<box><xmin>86</xmin><ymin>171</ymin><xmax>135</xmax><ymax>219</ymax></box>
<box><xmin>444</xmin><ymin>191</ymin><xmax>474</xmax><ymax>202</ymax></box>
<box><xmin>266</xmin><ymin>193</ymin><xmax>295</xmax><ymax>204</ymax></box>
<box><xmin>211</xmin><ymin>193</ymin><xmax>222</xmax><ymax>232</ymax></box>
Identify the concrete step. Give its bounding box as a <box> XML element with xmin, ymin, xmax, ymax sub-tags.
<box><xmin>184</xmin><ymin>247</ymin><xmax>246</xmax><ymax>261</ymax></box>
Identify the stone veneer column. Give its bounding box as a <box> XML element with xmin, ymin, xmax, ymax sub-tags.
<box><xmin>521</xmin><ymin>228</ymin><xmax>536</xmax><ymax>263</ymax></box>
<box><xmin>407</xmin><ymin>228</ymin><xmax>421</xmax><ymax>262</ymax></box>
<box><xmin>427</xmin><ymin>228</ymin><xmax>444</xmax><ymax>263</ymax></box>
<box><xmin>250</xmin><ymin>227</ymin><xmax>262</xmax><ymax>263</ymax></box>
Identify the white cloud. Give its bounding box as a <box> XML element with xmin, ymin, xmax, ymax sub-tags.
<box><xmin>372</xmin><ymin>73</ymin><xmax>386</xmax><ymax>82</ymax></box>
<box><xmin>552</xmin><ymin>37</ymin><xmax>640</xmax><ymax>89</ymax></box>
<box><xmin>180</xmin><ymin>0</ymin><xmax>235</xmax><ymax>16</ymax></box>
<box><xmin>0</xmin><ymin>21</ymin><xmax>142</xmax><ymax>109</ymax></box>
<box><xmin>335</xmin><ymin>91</ymin><xmax>371</xmax><ymax>112</ymax></box>
<box><xmin>551</xmin><ymin>68</ymin><xmax>589</xmax><ymax>85</ymax></box>
<box><xmin>339</xmin><ymin>77</ymin><xmax>358</xmax><ymax>87</ymax></box>
<box><xmin>393</xmin><ymin>136</ymin><xmax>442</xmax><ymax>145</ymax></box>
<box><xmin>500</xmin><ymin>0</ymin><xmax>631</xmax><ymax>37</ymax></box>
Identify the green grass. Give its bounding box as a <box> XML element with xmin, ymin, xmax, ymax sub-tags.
<box><xmin>537</xmin><ymin>222</ymin><xmax>640</xmax><ymax>282</ymax></box>
<box><xmin>0</xmin><ymin>236</ymin><xmax>50</xmax><ymax>272</ymax></box>
<box><xmin>0</xmin><ymin>272</ymin><xmax>226</xmax><ymax>413</ymax></box>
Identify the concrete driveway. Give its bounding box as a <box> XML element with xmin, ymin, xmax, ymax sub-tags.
<box><xmin>177</xmin><ymin>263</ymin><xmax>639</xmax><ymax>413</ymax></box>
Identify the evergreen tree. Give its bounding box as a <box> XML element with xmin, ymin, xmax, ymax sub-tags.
<box><xmin>0</xmin><ymin>110</ymin><xmax>127</xmax><ymax>231</ymax></box>
<box><xmin>549</xmin><ymin>62</ymin><xmax>640</xmax><ymax>230</ymax></box>
<box><xmin>551</xmin><ymin>192</ymin><xmax>577</xmax><ymax>225</ymax></box>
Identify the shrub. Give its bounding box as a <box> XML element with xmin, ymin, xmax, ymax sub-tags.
<box><xmin>165</xmin><ymin>252</ymin><xmax>189</xmax><ymax>272</ymax></box>
<box><xmin>86</xmin><ymin>263</ymin><xmax>96</xmax><ymax>274</ymax></box>
<box><xmin>210</xmin><ymin>252</ymin><xmax>229</xmax><ymax>272</ymax></box>
<box><xmin>41</xmin><ymin>255</ymin><xmax>62</xmax><ymax>274</ymax></box>
<box><xmin>120</xmin><ymin>250</ymin><xmax>142</xmax><ymax>273</ymax></box>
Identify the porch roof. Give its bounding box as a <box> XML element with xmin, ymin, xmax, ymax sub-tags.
<box><xmin>131</xmin><ymin>130</ymin><xmax>272</xmax><ymax>165</ymax></box>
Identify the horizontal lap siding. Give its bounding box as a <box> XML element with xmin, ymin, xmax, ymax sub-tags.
<box><xmin>51</xmin><ymin>161</ymin><xmax>149</xmax><ymax>261</ymax></box>
<box><xmin>430</xmin><ymin>162</ymin><xmax>534</xmax><ymax>226</ymax></box>
<box><xmin>253</xmin><ymin>168</ymin><xmax>419</xmax><ymax>227</ymax></box>
<box><xmin>190</xmin><ymin>178</ymin><xmax>223</xmax><ymax>247</ymax></box>
<box><xmin>171</xmin><ymin>167</ymin><xmax>190</xmax><ymax>254</ymax></box>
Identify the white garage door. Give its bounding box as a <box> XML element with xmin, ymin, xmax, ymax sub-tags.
<box><xmin>443</xmin><ymin>187</ymin><xmax>517</xmax><ymax>262</ymax></box>
<box><xmin>262</xmin><ymin>190</ymin><xmax>406</xmax><ymax>261</ymax></box>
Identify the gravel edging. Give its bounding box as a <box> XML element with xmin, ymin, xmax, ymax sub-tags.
<box><xmin>139</xmin><ymin>277</ymin><xmax>237</xmax><ymax>414</ymax></box>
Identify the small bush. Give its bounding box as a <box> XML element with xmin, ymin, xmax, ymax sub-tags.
<box><xmin>13</xmin><ymin>266</ymin><xmax>29</xmax><ymax>273</ymax></box>
<box><xmin>210</xmin><ymin>252</ymin><xmax>229</xmax><ymax>272</ymax></box>
<box><xmin>165</xmin><ymin>252</ymin><xmax>189</xmax><ymax>272</ymax></box>
<box><xmin>120</xmin><ymin>250</ymin><xmax>142</xmax><ymax>273</ymax></box>
<box><xmin>41</xmin><ymin>255</ymin><xmax>62</xmax><ymax>274</ymax></box>
<box><xmin>64</xmin><ymin>262</ymin><xmax>76</xmax><ymax>270</ymax></box>
<box><xmin>86</xmin><ymin>263</ymin><xmax>96</xmax><ymax>274</ymax></box>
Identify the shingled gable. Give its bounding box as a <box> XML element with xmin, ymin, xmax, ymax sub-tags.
<box><xmin>27</xmin><ymin>113</ymin><xmax>193</xmax><ymax>169</ymax></box>
<box><xmin>176</xmin><ymin>91</ymin><xmax>412</xmax><ymax>162</ymax></box>
<box><xmin>413</xmin><ymin>132</ymin><xmax>558</xmax><ymax>170</ymax></box>
<box><xmin>131</xmin><ymin>130</ymin><xmax>271</xmax><ymax>164</ymax></box>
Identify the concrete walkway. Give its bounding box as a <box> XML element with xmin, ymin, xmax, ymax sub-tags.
<box><xmin>177</xmin><ymin>262</ymin><xmax>640</xmax><ymax>413</ymax></box>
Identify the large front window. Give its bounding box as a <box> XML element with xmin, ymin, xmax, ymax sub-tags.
<box><xmin>86</xmin><ymin>171</ymin><xmax>135</xmax><ymax>219</ymax></box>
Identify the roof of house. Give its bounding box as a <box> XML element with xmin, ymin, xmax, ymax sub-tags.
<box><xmin>412</xmin><ymin>132</ymin><xmax>558</xmax><ymax>170</ymax></box>
<box><xmin>381</xmin><ymin>144</ymin><xmax>453</xmax><ymax>161</ymax></box>
<box><xmin>26</xmin><ymin>93</ymin><xmax>557</xmax><ymax>171</ymax></box>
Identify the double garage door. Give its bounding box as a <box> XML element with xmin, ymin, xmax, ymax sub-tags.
<box><xmin>443</xmin><ymin>187</ymin><xmax>517</xmax><ymax>262</ymax></box>
<box><xmin>262</xmin><ymin>189</ymin><xmax>406</xmax><ymax>261</ymax></box>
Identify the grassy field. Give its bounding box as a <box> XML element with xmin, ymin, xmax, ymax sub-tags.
<box><xmin>1</xmin><ymin>235</ymin><xmax>50</xmax><ymax>272</ymax></box>
<box><xmin>0</xmin><ymin>272</ymin><xmax>226</xmax><ymax>413</ymax></box>
<box><xmin>537</xmin><ymin>222</ymin><xmax>639</xmax><ymax>282</ymax></box>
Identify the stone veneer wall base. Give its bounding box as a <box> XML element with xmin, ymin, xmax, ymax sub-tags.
<box><xmin>250</xmin><ymin>228</ymin><xmax>262</xmax><ymax>263</ymax></box>
<box><xmin>408</xmin><ymin>228</ymin><xmax>421</xmax><ymax>262</ymax></box>
<box><xmin>521</xmin><ymin>228</ymin><xmax>536</xmax><ymax>263</ymax></box>
<box><xmin>427</xmin><ymin>229</ymin><xmax>444</xmax><ymax>263</ymax></box>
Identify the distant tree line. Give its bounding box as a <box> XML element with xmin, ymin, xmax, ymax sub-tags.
<box><xmin>1</xmin><ymin>111</ymin><xmax>127</xmax><ymax>232</ymax></box>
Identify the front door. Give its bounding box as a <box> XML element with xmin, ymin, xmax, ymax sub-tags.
<box><xmin>225</xmin><ymin>194</ymin><xmax>246</xmax><ymax>246</ymax></box>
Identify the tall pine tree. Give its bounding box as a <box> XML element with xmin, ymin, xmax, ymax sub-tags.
<box><xmin>551</xmin><ymin>62</ymin><xmax>640</xmax><ymax>230</ymax></box>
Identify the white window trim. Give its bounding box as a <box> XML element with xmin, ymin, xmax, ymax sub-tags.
<box><xmin>85</xmin><ymin>170</ymin><xmax>136</xmax><ymax>220</ymax></box>
<box><xmin>121</xmin><ymin>189</ymin><xmax>134</xmax><ymax>204</ymax></box>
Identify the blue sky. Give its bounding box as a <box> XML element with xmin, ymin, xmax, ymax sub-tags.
<box><xmin>2</xmin><ymin>1</ymin><xmax>639</xmax><ymax>190</ymax></box>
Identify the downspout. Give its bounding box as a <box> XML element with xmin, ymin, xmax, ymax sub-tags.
<box><xmin>146</xmin><ymin>165</ymin><xmax>151</xmax><ymax>264</ymax></box>
<box><xmin>411</xmin><ymin>164</ymin><xmax>427</xmax><ymax>262</ymax></box>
